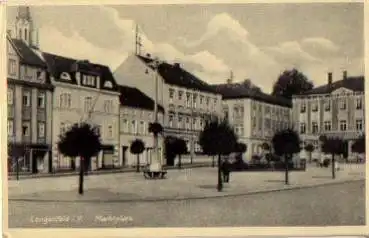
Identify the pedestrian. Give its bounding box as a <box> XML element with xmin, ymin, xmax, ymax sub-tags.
<box><xmin>222</xmin><ymin>158</ymin><xmax>231</xmax><ymax>183</ymax></box>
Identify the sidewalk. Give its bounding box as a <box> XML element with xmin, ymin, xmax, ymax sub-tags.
<box><xmin>8</xmin><ymin>163</ymin><xmax>365</xmax><ymax>202</ymax></box>
<box><xmin>7</xmin><ymin>162</ymin><xmax>212</xmax><ymax>180</ymax></box>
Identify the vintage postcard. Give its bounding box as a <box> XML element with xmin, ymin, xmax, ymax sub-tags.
<box><xmin>3</xmin><ymin>0</ymin><xmax>367</xmax><ymax>237</ymax></box>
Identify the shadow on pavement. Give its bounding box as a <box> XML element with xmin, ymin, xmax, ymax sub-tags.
<box><xmin>312</xmin><ymin>175</ymin><xmax>332</xmax><ymax>179</ymax></box>
<box><xmin>264</xmin><ymin>179</ymin><xmax>284</xmax><ymax>183</ymax></box>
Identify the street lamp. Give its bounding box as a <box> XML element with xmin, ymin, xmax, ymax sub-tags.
<box><xmin>147</xmin><ymin>57</ymin><xmax>162</xmax><ymax>172</ymax></box>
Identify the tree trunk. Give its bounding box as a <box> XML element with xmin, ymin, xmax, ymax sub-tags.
<box><xmin>79</xmin><ymin>158</ymin><xmax>84</xmax><ymax>195</ymax></box>
<box><xmin>285</xmin><ymin>155</ymin><xmax>289</xmax><ymax>185</ymax></box>
<box><xmin>178</xmin><ymin>154</ymin><xmax>182</xmax><ymax>169</ymax></box>
<box><xmin>136</xmin><ymin>154</ymin><xmax>140</xmax><ymax>173</ymax></box>
<box><xmin>212</xmin><ymin>156</ymin><xmax>215</xmax><ymax>167</ymax></box>
<box><xmin>309</xmin><ymin>152</ymin><xmax>312</xmax><ymax>163</ymax></box>
<box><xmin>331</xmin><ymin>154</ymin><xmax>336</xmax><ymax>179</ymax></box>
<box><xmin>217</xmin><ymin>154</ymin><xmax>223</xmax><ymax>192</ymax></box>
<box><xmin>16</xmin><ymin>157</ymin><xmax>19</xmax><ymax>181</ymax></box>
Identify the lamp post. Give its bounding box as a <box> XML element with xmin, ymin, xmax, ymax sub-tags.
<box><xmin>149</xmin><ymin>57</ymin><xmax>162</xmax><ymax>172</ymax></box>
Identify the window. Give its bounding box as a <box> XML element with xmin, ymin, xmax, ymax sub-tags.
<box><xmin>339</xmin><ymin>99</ymin><xmax>346</xmax><ymax>110</ymax></box>
<box><xmin>193</xmin><ymin>118</ymin><xmax>197</xmax><ymax>130</ymax></box>
<box><xmin>193</xmin><ymin>94</ymin><xmax>197</xmax><ymax>108</ymax></box>
<box><xmin>199</xmin><ymin>118</ymin><xmax>204</xmax><ymax>129</ymax></box>
<box><xmin>186</xmin><ymin>117</ymin><xmax>190</xmax><ymax>130</ymax></box>
<box><xmin>60</xmin><ymin>122</ymin><xmax>66</xmax><ymax>135</ymax></box>
<box><xmin>356</xmin><ymin>119</ymin><xmax>363</xmax><ymax>131</ymax></box>
<box><xmin>356</xmin><ymin>98</ymin><xmax>363</xmax><ymax>110</ymax></box>
<box><xmin>311</xmin><ymin>102</ymin><xmax>318</xmax><ymax>112</ymax></box>
<box><xmin>200</xmin><ymin>95</ymin><xmax>204</xmax><ymax>105</ymax></box>
<box><xmin>339</xmin><ymin>120</ymin><xmax>347</xmax><ymax>131</ymax></box>
<box><xmin>7</xmin><ymin>88</ymin><xmax>13</xmax><ymax>105</ymax></box>
<box><xmin>186</xmin><ymin>93</ymin><xmax>191</xmax><ymax>107</ymax></box>
<box><xmin>169</xmin><ymin>88</ymin><xmax>174</xmax><ymax>103</ymax></box>
<box><xmin>139</xmin><ymin>121</ymin><xmax>144</xmax><ymax>134</ymax></box>
<box><xmin>122</xmin><ymin>119</ymin><xmax>128</xmax><ymax>133</ymax></box>
<box><xmin>178</xmin><ymin>91</ymin><xmax>183</xmax><ymax>100</ymax></box>
<box><xmin>22</xmin><ymin>90</ymin><xmax>31</xmax><ymax>107</ymax></box>
<box><xmin>37</xmin><ymin>91</ymin><xmax>46</xmax><ymax>108</ymax></box>
<box><xmin>169</xmin><ymin>115</ymin><xmax>174</xmax><ymax>127</ymax></box>
<box><xmin>252</xmin><ymin>117</ymin><xmax>257</xmax><ymax>128</ymax></box>
<box><xmin>324</xmin><ymin>121</ymin><xmax>331</xmax><ymax>131</ymax></box>
<box><xmin>104</xmin><ymin>100</ymin><xmax>113</xmax><ymax>113</ymax></box>
<box><xmin>312</xmin><ymin>122</ymin><xmax>319</xmax><ymax>134</ymax></box>
<box><xmin>84</xmin><ymin>96</ymin><xmax>93</xmax><ymax>112</ymax></box>
<box><xmin>8</xmin><ymin>120</ymin><xmax>13</xmax><ymax>136</ymax></box>
<box><xmin>8</xmin><ymin>59</ymin><xmax>16</xmax><ymax>75</ymax></box>
<box><xmin>38</xmin><ymin>122</ymin><xmax>45</xmax><ymax>138</ymax></box>
<box><xmin>300</xmin><ymin>123</ymin><xmax>306</xmax><ymax>134</ymax></box>
<box><xmin>94</xmin><ymin>125</ymin><xmax>101</xmax><ymax>136</ymax></box>
<box><xmin>59</xmin><ymin>93</ymin><xmax>71</xmax><ymax>108</ymax></box>
<box><xmin>22</xmin><ymin>121</ymin><xmax>30</xmax><ymax>136</ymax></box>
<box><xmin>324</xmin><ymin>99</ymin><xmax>331</xmax><ymax>111</ymax></box>
<box><xmin>178</xmin><ymin>116</ymin><xmax>183</xmax><ymax>129</ymax></box>
<box><xmin>213</xmin><ymin>98</ymin><xmax>218</xmax><ymax>108</ymax></box>
<box><xmin>131</xmin><ymin>120</ymin><xmax>136</xmax><ymax>134</ymax></box>
<box><xmin>107</xmin><ymin>125</ymin><xmax>113</xmax><ymax>138</ymax></box>
<box><xmin>206</xmin><ymin>97</ymin><xmax>210</xmax><ymax>106</ymax></box>
<box><xmin>300</xmin><ymin>102</ymin><xmax>306</xmax><ymax>113</ymax></box>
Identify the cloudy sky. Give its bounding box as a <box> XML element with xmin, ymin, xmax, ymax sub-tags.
<box><xmin>7</xmin><ymin>3</ymin><xmax>364</xmax><ymax>93</ymax></box>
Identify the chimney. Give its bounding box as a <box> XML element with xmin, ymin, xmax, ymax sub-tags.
<box><xmin>146</xmin><ymin>53</ymin><xmax>151</xmax><ymax>59</ymax></box>
<box><xmin>6</xmin><ymin>30</ymin><xmax>11</xmax><ymax>37</ymax></box>
<box><xmin>343</xmin><ymin>70</ymin><xmax>347</xmax><ymax>80</ymax></box>
<box><xmin>174</xmin><ymin>63</ymin><xmax>180</xmax><ymax>68</ymax></box>
<box><xmin>327</xmin><ymin>72</ymin><xmax>333</xmax><ymax>85</ymax></box>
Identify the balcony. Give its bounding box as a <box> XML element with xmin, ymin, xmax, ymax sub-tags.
<box><xmin>37</xmin><ymin>108</ymin><xmax>47</xmax><ymax>121</ymax></box>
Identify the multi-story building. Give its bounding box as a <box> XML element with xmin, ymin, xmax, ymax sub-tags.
<box><xmin>41</xmin><ymin>53</ymin><xmax>121</xmax><ymax>171</ymax></box>
<box><xmin>7</xmin><ymin>7</ymin><xmax>53</xmax><ymax>174</ymax></box>
<box><xmin>113</xmin><ymin>53</ymin><xmax>222</xmax><ymax>164</ymax></box>
<box><xmin>118</xmin><ymin>85</ymin><xmax>165</xmax><ymax>166</ymax></box>
<box><xmin>292</xmin><ymin>71</ymin><xmax>365</xmax><ymax>160</ymax></box>
<box><xmin>212</xmin><ymin>79</ymin><xmax>292</xmax><ymax>161</ymax></box>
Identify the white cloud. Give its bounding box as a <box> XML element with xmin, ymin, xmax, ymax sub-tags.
<box><xmin>185</xmin><ymin>51</ymin><xmax>230</xmax><ymax>73</ymax></box>
<box><xmin>181</xmin><ymin>12</ymin><xmax>249</xmax><ymax>47</ymax></box>
<box><xmin>265</xmin><ymin>41</ymin><xmax>319</xmax><ymax>64</ymax></box>
<box><xmin>38</xmin><ymin>25</ymin><xmax>127</xmax><ymax>71</ymax></box>
<box><xmin>302</xmin><ymin>37</ymin><xmax>340</xmax><ymax>52</ymax></box>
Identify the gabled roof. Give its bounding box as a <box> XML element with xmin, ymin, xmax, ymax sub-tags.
<box><xmin>297</xmin><ymin>76</ymin><xmax>364</xmax><ymax>96</ymax></box>
<box><xmin>137</xmin><ymin>55</ymin><xmax>217</xmax><ymax>94</ymax></box>
<box><xmin>118</xmin><ymin>85</ymin><xmax>165</xmax><ymax>112</ymax></box>
<box><xmin>212</xmin><ymin>83</ymin><xmax>292</xmax><ymax>108</ymax></box>
<box><xmin>42</xmin><ymin>52</ymin><xmax>119</xmax><ymax>92</ymax></box>
<box><xmin>9</xmin><ymin>38</ymin><xmax>46</xmax><ymax>68</ymax></box>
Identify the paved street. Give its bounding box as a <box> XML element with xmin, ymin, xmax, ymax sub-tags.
<box><xmin>7</xmin><ymin>164</ymin><xmax>365</xmax><ymax>227</ymax></box>
<box><xmin>9</xmin><ymin>180</ymin><xmax>365</xmax><ymax>227</ymax></box>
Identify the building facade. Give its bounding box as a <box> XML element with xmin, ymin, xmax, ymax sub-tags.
<box><xmin>40</xmin><ymin>53</ymin><xmax>121</xmax><ymax>171</ymax></box>
<box><xmin>7</xmin><ymin>7</ymin><xmax>53</xmax><ymax>174</ymax></box>
<box><xmin>113</xmin><ymin>53</ymin><xmax>222</xmax><ymax>164</ymax></box>
<box><xmin>213</xmin><ymin>80</ymin><xmax>292</xmax><ymax>161</ymax></box>
<box><xmin>292</xmin><ymin>71</ymin><xmax>365</xmax><ymax>161</ymax></box>
<box><xmin>118</xmin><ymin>85</ymin><xmax>165</xmax><ymax>166</ymax></box>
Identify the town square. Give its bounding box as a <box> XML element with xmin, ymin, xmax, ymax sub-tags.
<box><xmin>5</xmin><ymin>3</ymin><xmax>365</xmax><ymax>228</ymax></box>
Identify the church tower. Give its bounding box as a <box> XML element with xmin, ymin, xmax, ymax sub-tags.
<box><xmin>15</xmin><ymin>6</ymin><xmax>35</xmax><ymax>46</ymax></box>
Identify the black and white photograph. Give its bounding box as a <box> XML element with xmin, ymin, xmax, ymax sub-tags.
<box><xmin>5</xmin><ymin>2</ymin><xmax>365</xmax><ymax>229</ymax></box>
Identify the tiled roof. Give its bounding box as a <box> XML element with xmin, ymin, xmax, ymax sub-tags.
<box><xmin>118</xmin><ymin>85</ymin><xmax>165</xmax><ymax>112</ymax></box>
<box><xmin>10</xmin><ymin>38</ymin><xmax>46</xmax><ymax>68</ymax></box>
<box><xmin>137</xmin><ymin>55</ymin><xmax>217</xmax><ymax>94</ymax></box>
<box><xmin>211</xmin><ymin>83</ymin><xmax>292</xmax><ymax>108</ymax></box>
<box><xmin>297</xmin><ymin>76</ymin><xmax>364</xmax><ymax>96</ymax></box>
<box><xmin>42</xmin><ymin>52</ymin><xmax>119</xmax><ymax>92</ymax></box>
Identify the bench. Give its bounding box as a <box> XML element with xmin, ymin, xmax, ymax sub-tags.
<box><xmin>143</xmin><ymin>170</ymin><xmax>167</xmax><ymax>179</ymax></box>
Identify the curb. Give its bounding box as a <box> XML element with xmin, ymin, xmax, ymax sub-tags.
<box><xmin>9</xmin><ymin>178</ymin><xmax>364</xmax><ymax>204</ymax></box>
<box><xmin>8</xmin><ymin>163</ymin><xmax>214</xmax><ymax>181</ymax></box>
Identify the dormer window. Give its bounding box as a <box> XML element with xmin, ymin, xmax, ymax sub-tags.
<box><xmin>60</xmin><ymin>72</ymin><xmax>71</xmax><ymax>81</ymax></box>
<box><xmin>178</xmin><ymin>91</ymin><xmax>183</xmax><ymax>100</ymax></box>
<box><xmin>103</xmin><ymin>81</ymin><xmax>113</xmax><ymax>88</ymax></box>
